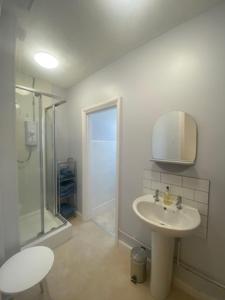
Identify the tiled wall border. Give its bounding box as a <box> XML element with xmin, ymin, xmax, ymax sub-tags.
<box><xmin>143</xmin><ymin>170</ymin><xmax>210</xmax><ymax>239</ymax></box>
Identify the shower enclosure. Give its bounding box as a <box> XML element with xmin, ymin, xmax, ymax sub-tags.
<box><xmin>15</xmin><ymin>85</ymin><xmax>67</xmax><ymax>246</ymax></box>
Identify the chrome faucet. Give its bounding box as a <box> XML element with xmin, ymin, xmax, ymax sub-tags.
<box><xmin>176</xmin><ymin>196</ymin><xmax>182</xmax><ymax>210</ymax></box>
<box><xmin>153</xmin><ymin>189</ymin><xmax>160</xmax><ymax>202</ymax></box>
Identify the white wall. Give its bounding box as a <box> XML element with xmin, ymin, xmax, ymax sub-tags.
<box><xmin>0</xmin><ymin>10</ymin><xmax>20</xmax><ymax>262</ymax></box>
<box><xmin>89</xmin><ymin>141</ymin><xmax>116</xmax><ymax>208</ymax></box>
<box><xmin>67</xmin><ymin>3</ymin><xmax>225</xmax><ymax>297</ymax></box>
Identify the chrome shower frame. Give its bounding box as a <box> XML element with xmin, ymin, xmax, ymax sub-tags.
<box><xmin>16</xmin><ymin>84</ymin><xmax>67</xmax><ymax>246</ymax></box>
<box><xmin>44</xmin><ymin>101</ymin><xmax>66</xmax><ymax>218</ymax></box>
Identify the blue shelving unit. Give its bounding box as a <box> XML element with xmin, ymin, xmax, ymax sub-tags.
<box><xmin>57</xmin><ymin>158</ymin><xmax>76</xmax><ymax>219</ymax></box>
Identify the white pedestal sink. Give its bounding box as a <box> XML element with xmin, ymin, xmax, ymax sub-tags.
<box><xmin>133</xmin><ymin>194</ymin><xmax>201</xmax><ymax>300</ymax></box>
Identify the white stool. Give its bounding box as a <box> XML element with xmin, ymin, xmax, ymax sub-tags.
<box><xmin>0</xmin><ymin>246</ymin><xmax>54</xmax><ymax>299</ymax></box>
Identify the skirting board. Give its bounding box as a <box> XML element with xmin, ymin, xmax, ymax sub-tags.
<box><xmin>174</xmin><ymin>278</ymin><xmax>217</xmax><ymax>300</ymax></box>
<box><xmin>119</xmin><ymin>229</ymin><xmax>222</xmax><ymax>300</ymax></box>
<box><xmin>76</xmin><ymin>211</ymin><xmax>82</xmax><ymax>218</ymax></box>
<box><xmin>92</xmin><ymin>199</ymin><xmax>114</xmax><ymax>216</ymax></box>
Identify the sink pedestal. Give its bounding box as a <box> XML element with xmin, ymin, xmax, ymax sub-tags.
<box><xmin>150</xmin><ymin>232</ymin><xmax>175</xmax><ymax>300</ymax></box>
<box><xmin>133</xmin><ymin>194</ymin><xmax>201</xmax><ymax>299</ymax></box>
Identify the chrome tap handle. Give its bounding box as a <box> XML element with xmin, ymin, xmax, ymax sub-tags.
<box><xmin>176</xmin><ymin>196</ymin><xmax>182</xmax><ymax>209</ymax></box>
<box><xmin>153</xmin><ymin>189</ymin><xmax>159</xmax><ymax>202</ymax></box>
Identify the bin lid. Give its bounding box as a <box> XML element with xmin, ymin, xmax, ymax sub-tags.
<box><xmin>131</xmin><ymin>247</ymin><xmax>147</xmax><ymax>263</ymax></box>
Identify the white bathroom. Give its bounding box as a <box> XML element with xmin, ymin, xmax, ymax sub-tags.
<box><xmin>1</xmin><ymin>1</ymin><xmax>225</xmax><ymax>300</ymax></box>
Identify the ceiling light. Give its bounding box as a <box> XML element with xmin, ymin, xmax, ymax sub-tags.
<box><xmin>34</xmin><ymin>52</ymin><xmax>58</xmax><ymax>69</ymax></box>
<box><xmin>15</xmin><ymin>103</ymin><xmax>20</xmax><ymax>109</ymax></box>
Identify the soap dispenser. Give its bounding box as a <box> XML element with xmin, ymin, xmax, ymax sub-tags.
<box><xmin>163</xmin><ymin>186</ymin><xmax>173</xmax><ymax>205</ymax></box>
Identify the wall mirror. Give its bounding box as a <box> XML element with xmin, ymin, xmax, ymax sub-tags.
<box><xmin>152</xmin><ymin>111</ymin><xmax>197</xmax><ymax>165</ymax></box>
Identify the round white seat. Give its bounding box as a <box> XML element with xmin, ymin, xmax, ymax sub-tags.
<box><xmin>0</xmin><ymin>246</ymin><xmax>54</xmax><ymax>295</ymax></box>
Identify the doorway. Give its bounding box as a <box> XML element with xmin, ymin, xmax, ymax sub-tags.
<box><xmin>82</xmin><ymin>99</ymin><xmax>120</xmax><ymax>239</ymax></box>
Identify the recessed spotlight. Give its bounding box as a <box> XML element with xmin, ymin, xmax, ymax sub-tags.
<box><xmin>34</xmin><ymin>52</ymin><xmax>58</xmax><ymax>69</ymax></box>
<box><xmin>15</xmin><ymin>103</ymin><xmax>20</xmax><ymax>109</ymax></box>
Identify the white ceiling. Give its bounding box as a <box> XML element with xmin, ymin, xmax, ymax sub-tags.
<box><xmin>13</xmin><ymin>0</ymin><xmax>223</xmax><ymax>88</ymax></box>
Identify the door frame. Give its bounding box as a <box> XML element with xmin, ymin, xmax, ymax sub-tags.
<box><xmin>82</xmin><ymin>98</ymin><xmax>121</xmax><ymax>240</ymax></box>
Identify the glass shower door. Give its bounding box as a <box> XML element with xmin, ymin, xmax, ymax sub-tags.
<box><xmin>45</xmin><ymin>106</ymin><xmax>56</xmax><ymax>215</ymax></box>
<box><xmin>16</xmin><ymin>91</ymin><xmax>43</xmax><ymax>245</ymax></box>
<box><xmin>16</xmin><ymin>86</ymin><xmax>66</xmax><ymax>245</ymax></box>
<box><xmin>44</xmin><ymin>101</ymin><xmax>65</xmax><ymax>233</ymax></box>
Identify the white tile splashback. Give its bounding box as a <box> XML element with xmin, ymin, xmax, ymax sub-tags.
<box><xmin>143</xmin><ymin>170</ymin><xmax>210</xmax><ymax>239</ymax></box>
<box><xmin>161</xmin><ymin>173</ymin><xmax>182</xmax><ymax>186</ymax></box>
<box><xmin>182</xmin><ymin>176</ymin><xmax>209</xmax><ymax>192</ymax></box>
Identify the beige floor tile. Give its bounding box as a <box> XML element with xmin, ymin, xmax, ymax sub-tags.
<box><xmin>15</xmin><ymin>217</ymin><xmax>197</xmax><ymax>300</ymax></box>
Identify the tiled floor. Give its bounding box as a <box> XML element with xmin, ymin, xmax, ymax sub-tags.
<box><xmin>15</xmin><ymin>217</ymin><xmax>197</xmax><ymax>300</ymax></box>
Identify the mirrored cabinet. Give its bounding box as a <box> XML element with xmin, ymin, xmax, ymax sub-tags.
<box><xmin>152</xmin><ymin>111</ymin><xmax>197</xmax><ymax>165</ymax></box>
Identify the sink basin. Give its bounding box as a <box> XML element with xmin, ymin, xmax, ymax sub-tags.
<box><xmin>133</xmin><ymin>194</ymin><xmax>201</xmax><ymax>237</ymax></box>
<box><xmin>132</xmin><ymin>194</ymin><xmax>201</xmax><ymax>300</ymax></box>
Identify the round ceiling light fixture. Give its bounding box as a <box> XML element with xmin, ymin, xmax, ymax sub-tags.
<box><xmin>34</xmin><ymin>52</ymin><xmax>58</xmax><ymax>69</ymax></box>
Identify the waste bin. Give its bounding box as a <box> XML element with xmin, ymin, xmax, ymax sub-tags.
<box><xmin>130</xmin><ymin>246</ymin><xmax>147</xmax><ymax>284</ymax></box>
